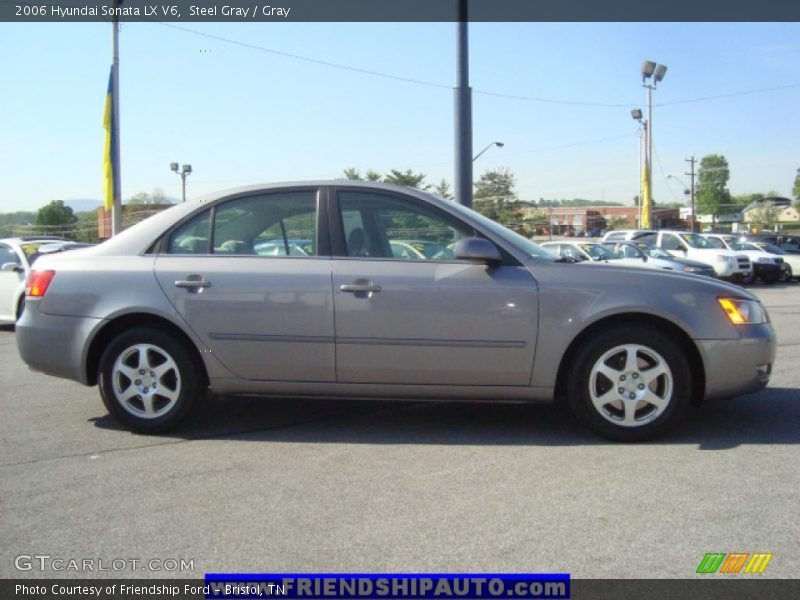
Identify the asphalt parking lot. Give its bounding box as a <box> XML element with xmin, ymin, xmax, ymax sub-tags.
<box><xmin>1</xmin><ymin>284</ymin><xmax>798</xmax><ymax>580</ymax></box>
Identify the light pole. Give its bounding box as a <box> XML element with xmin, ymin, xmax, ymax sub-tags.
<box><xmin>170</xmin><ymin>162</ymin><xmax>192</xmax><ymax>203</ymax></box>
<box><xmin>454</xmin><ymin>0</ymin><xmax>472</xmax><ymax>208</ymax></box>
<box><xmin>631</xmin><ymin>109</ymin><xmax>646</xmax><ymax>227</ymax></box>
<box><xmin>640</xmin><ymin>60</ymin><xmax>667</xmax><ymax>229</ymax></box>
<box><xmin>472</xmin><ymin>141</ymin><xmax>504</xmax><ymax>162</ymax></box>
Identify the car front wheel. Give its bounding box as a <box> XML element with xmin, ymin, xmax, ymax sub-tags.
<box><xmin>567</xmin><ymin>326</ymin><xmax>692</xmax><ymax>442</ymax></box>
<box><xmin>98</xmin><ymin>328</ymin><xmax>199</xmax><ymax>433</ymax></box>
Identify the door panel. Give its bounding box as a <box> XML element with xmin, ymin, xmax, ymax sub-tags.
<box><xmin>154</xmin><ymin>256</ymin><xmax>335</xmax><ymax>381</ymax></box>
<box><xmin>154</xmin><ymin>189</ymin><xmax>335</xmax><ymax>382</ymax></box>
<box><xmin>333</xmin><ymin>260</ymin><xmax>537</xmax><ymax>385</ymax></box>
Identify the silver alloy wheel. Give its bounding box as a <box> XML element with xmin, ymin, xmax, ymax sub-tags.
<box><xmin>588</xmin><ymin>343</ymin><xmax>673</xmax><ymax>427</ymax></box>
<box><xmin>112</xmin><ymin>343</ymin><xmax>181</xmax><ymax>419</ymax></box>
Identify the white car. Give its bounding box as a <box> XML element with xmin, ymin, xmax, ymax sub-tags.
<box><xmin>0</xmin><ymin>237</ymin><xmax>69</xmax><ymax>323</ymax></box>
<box><xmin>704</xmin><ymin>234</ymin><xmax>785</xmax><ymax>284</ymax></box>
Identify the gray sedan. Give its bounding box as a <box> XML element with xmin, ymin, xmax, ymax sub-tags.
<box><xmin>16</xmin><ymin>182</ymin><xmax>776</xmax><ymax>441</ymax></box>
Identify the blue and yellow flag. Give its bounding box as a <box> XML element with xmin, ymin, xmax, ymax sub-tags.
<box><xmin>103</xmin><ymin>67</ymin><xmax>116</xmax><ymax>211</ymax></box>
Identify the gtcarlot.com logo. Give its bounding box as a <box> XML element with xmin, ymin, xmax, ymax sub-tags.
<box><xmin>15</xmin><ymin>554</ymin><xmax>195</xmax><ymax>572</ymax></box>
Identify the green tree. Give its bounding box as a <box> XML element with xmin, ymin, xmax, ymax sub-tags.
<box><xmin>342</xmin><ymin>168</ymin><xmax>362</xmax><ymax>180</ymax></box>
<box><xmin>35</xmin><ymin>200</ymin><xmax>77</xmax><ymax>238</ymax></box>
<box><xmin>365</xmin><ymin>170</ymin><xmax>382</xmax><ymax>182</ymax></box>
<box><xmin>126</xmin><ymin>191</ymin><xmax>152</xmax><ymax>205</ymax></box>
<box><xmin>748</xmin><ymin>204</ymin><xmax>780</xmax><ymax>232</ymax></box>
<box><xmin>383</xmin><ymin>169</ymin><xmax>429</xmax><ymax>190</ymax></box>
<box><xmin>473</xmin><ymin>168</ymin><xmax>526</xmax><ymax>231</ymax></box>
<box><xmin>792</xmin><ymin>168</ymin><xmax>800</xmax><ymax>205</ymax></box>
<box><xmin>696</xmin><ymin>154</ymin><xmax>731</xmax><ymax>225</ymax></box>
<box><xmin>432</xmin><ymin>179</ymin><xmax>453</xmax><ymax>200</ymax></box>
<box><xmin>73</xmin><ymin>210</ymin><xmax>100</xmax><ymax>244</ymax></box>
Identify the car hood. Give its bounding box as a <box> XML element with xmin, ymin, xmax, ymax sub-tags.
<box><xmin>665</xmin><ymin>256</ymin><xmax>716</xmax><ymax>269</ymax></box>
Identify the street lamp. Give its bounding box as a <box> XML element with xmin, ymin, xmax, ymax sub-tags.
<box><xmin>640</xmin><ymin>60</ymin><xmax>667</xmax><ymax>228</ymax></box>
<box><xmin>472</xmin><ymin>141</ymin><xmax>504</xmax><ymax>162</ymax></box>
<box><xmin>170</xmin><ymin>162</ymin><xmax>192</xmax><ymax>203</ymax></box>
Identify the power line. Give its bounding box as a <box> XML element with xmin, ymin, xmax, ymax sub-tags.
<box><xmin>158</xmin><ymin>22</ymin><xmax>800</xmax><ymax>109</ymax></box>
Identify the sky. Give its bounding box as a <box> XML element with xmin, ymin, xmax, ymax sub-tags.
<box><xmin>1</xmin><ymin>20</ymin><xmax>799</xmax><ymax>213</ymax></box>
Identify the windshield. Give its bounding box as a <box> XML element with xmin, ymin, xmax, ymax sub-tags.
<box><xmin>733</xmin><ymin>242</ymin><xmax>760</xmax><ymax>252</ymax></box>
<box><xmin>703</xmin><ymin>237</ymin><xmax>726</xmax><ymax>249</ymax></box>
<box><xmin>581</xmin><ymin>243</ymin><xmax>615</xmax><ymax>260</ymax></box>
<box><xmin>760</xmin><ymin>243</ymin><xmax>786</xmax><ymax>255</ymax></box>
<box><xmin>681</xmin><ymin>233</ymin><xmax>715</xmax><ymax>249</ymax></box>
<box><xmin>634</xmin><ymin>243</ymin><xmax>670</xmax><ymax>258</ymax></box>
<box><xmin>446</xmin><ymin>201</ymin><xmax>556</xmax><ymax>261</ymax></box>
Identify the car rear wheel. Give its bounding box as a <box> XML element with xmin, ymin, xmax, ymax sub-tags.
<box><xmin>98</xmin><ymin>328</ymin><xmax>199</xmax><ymax>433</ymax></box>
<box><xmin>567</xmin><ymin>326</ymin><xmax>692</xmax><ymax>442</ymax></box>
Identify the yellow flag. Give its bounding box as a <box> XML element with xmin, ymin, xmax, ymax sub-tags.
<box><xmin>641</xmin><ymin>159</ymin><xmax>651</xmax><ymax>228</ymax></box>
<box><xmin>103</xmin><ymin>68</ymin><xmax>115</xmax><ymax>211</ymax></box>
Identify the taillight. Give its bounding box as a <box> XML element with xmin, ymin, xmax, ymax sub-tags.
<box><xmin>26</xmin><ymin>270</ymin><xmax>55</xmax><ymax>297</ymax></box>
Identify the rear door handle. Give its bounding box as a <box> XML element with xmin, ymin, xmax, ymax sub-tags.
<box><xmin>340</xmin><ymin>283</ymin><xmax>381</xmax><ymax>294</ymax></box>
<box><xmin>175</xmin><ymin>278</ymin><xmax>211</xmax><ymax>289</ymax></box>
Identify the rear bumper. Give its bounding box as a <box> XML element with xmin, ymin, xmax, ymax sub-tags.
<box><xmin>698</xmin><ymin>323</ymin><xmax>776</xmax><ymax>400</ymax></box>
<box><xmin>16</xmin><ymin>301</ymin><xmax>100</xmax><ymax>385</ymax></box>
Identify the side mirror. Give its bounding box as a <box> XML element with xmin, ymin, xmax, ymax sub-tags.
<box><xmin>454</xmin><ymin>238</ymin><xmax>502</xmax><ymax>265</ymax></box>
<box><xmin>1</xmin><ymin>262</ymin><xmax>22</xmax><ymax>273</ymax></box>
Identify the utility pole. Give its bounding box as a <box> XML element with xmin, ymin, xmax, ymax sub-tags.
<box><xmin>454</xmin><ymin>0</ymin><xmax>472</xmax><ymax>208</ymax></box>
<box><xmin>685</xmin><ymin>156</ymin><xmax>696</xmax><ymax>232</ymax></box>
<box><xmin>111</xmin><ymin>2</ymin><xmax>122</xmax><ymax>235</ymax></box>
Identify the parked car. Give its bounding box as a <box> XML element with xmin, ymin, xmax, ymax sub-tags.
<box><xmin>738</xmin><ymin>233</ymin><xmax>800</xmax><ymax>254</ymax></box>
<box><xmin>601</xmin><ymin>241</ymin><xmax>717</xmax><ymax>277</ymax></box>
<box><xmin>619</xmin><ymin>230</ymin><xmax>752</xmax><ymax>281</ymax></box>
<box><xmin>17</xmin><ymin>182</ymin><xmax>775</xmax><ymax>442</ymax></box>
<box><xmin>540</xmin><ymin>241</ymin><xmax>649</xmax><ymax>268</ymax></box>
<box><xmin>600</xmin><ymin>229</ymin><xmax>656</xmax><ymax>243</ymax></box>
<box><xmin>752</xmin><ymin>242</ymin><xmax>800</xmax><ymax>282</ymax></box>
<box><xmin>703</xmin><ymin>234</ymin><xmax>784</xmax><ymax>284</ymax></box>
<box><xmin>0</xmin><ymin>237</ymin><xmax>69</xmax><ymax>324</ymax></box>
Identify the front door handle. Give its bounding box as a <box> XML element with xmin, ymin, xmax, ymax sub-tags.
<box><xmin>175</xmin><ymin>277</ymin><xmax>211</xmax><ymax>289</ymax></box>
<box><xmin>340</xmin><ymin>282</ymin><xmax>381</xmax><ymax>294</ymax></box>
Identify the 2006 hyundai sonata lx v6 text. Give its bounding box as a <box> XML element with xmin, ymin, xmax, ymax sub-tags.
<box><xmin>16</xmin><ymin>182</ymin><xmax>776</xmax><ymax>441</ymax></box>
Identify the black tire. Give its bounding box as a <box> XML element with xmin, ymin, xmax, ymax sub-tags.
<box><xmin>780</xmin><ymin>264</ymin><xmax>792</xmax><ymax>283</ymax></box>
<box><xmin>98</xmin><ymin>327</ymin><xmax>200</xmax><ymax>433</ymax></box>
<box><xmin>567</xmin><ymin>325</ymin><xmax>692</xmax><ymax>442</ymax></box>
<box><xmin>739</xmin><ymin>272</ymin><xmax>754</xmax><ymax>285</ymax></box>
<box><xmin>15</xmin><ymin>296</ymin><xmax>25</xmax><ymax>322</ymax></box>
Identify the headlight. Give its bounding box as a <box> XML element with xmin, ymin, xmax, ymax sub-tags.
<box><xmin>718</xmin><ymin>297</ymin><xmax>768</xmax><ymax>325</ymax></box>
<box><xmin>715</xmin><ymin>255</ymin><xmax>736</xmax><ymax>263</ymax></box>
<box><xmin>682</xmin><ymin>266</ymin><xmax>699</xmax><ymax>273</ymax></box>
<box><xmin>755</xmin><ymin>256</ymin><xmax>773</xmax><ymax>264</ymax></box>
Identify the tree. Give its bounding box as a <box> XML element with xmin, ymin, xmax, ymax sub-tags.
<box><xmin>792</xmin><ymin>168</ymin><xmax>800</xmax><ymax>209</ymax></box>
<box><xmin>365</xmin><ymin>170</ymin><xmax>382</xmax><ymax>182</ymax></box>
<box><xmin>432</xmin><ymin>179</ymin><xmax>453</xmax><ymax>200</ymax></box>
<box><xmin>342</xmin><ymin>168</ymin><xmax>362</xmax><ymax>180</ymax></box>
<box><xmin>383</xmin><ymin>169</ymin><xmax>429</xmax><ymax>190</ymax></box>
<box><xmin>473</xmin><ymin>168</ymin><xmax>526</xmax><ymax>231</ymax></box>
<box><xmin>696</xmin><ymin>154</ymin><xmax>731</xmax><ymax>225</ymax></box>
<box><xmin>35</xmin><ymin>200</ymin><xmax>77</xmax><ymax>238</ymax></box>
<box><xmin>748</xmin><ymin>204</ymin><xmax>780</xmax><ymax>232</ymax></box>
<box><xmin>126</xmin><ymin>191</ymin><xmax>151</xmax><ymax>205</ymax></box>
<box><xmin>474</xmin><ymin>167</ymin><xmax>516</xmax><ymax>204</ymax></box>
<box><xmin>74</xmin><ymin>210</ymin><xmax>100</xmax><ymax>244</ymax></box>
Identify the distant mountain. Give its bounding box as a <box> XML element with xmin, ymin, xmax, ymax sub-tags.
<box><xmin>64</xmin><ymin>198</ymin><xmax>102</xmax><ymax>213</ymax></box>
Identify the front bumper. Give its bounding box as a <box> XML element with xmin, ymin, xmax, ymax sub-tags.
<box><xmin>698</xmin><ymin>323</ymin><xmax>776</xmax><ymax>400</ymax></box>
<box><xmin>16</xmin><ymin>301</ymin><xmax>101</xmax><ymax>385</ymax></box>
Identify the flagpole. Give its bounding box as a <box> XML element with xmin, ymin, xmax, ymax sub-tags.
<box><xmin>111</xmin><ymin>5</ymin><xmax>122</xmax><ymax>235</ymax></box>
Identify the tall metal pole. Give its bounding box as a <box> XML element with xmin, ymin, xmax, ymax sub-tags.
<box><xmin>454</xmin><ymin>0</ymin><xmax>472</xmax><ymax>208</ymax></box>
<box><xmin>642</xmin><ymin>85</ymin><xmax>653</xmax><ymax>228</ymax></box>
<box><xmin>637</xmin><ymin>125</ymin><xmax>644</xmax><ymax>227</ymax></box>
<box><xmin>686</xmin><ymin>156</ymin><xmax>696</xmax><ymax>232</ymax></box>
<box><xmin>181</xmin><ymin>173</ymin><xmax>187</xmax><ymax>203</ymax></box>
<box><xmin>111</xmin><ymin>7</ymin><xmax>122</xmax><ymax>235</ymax></box>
